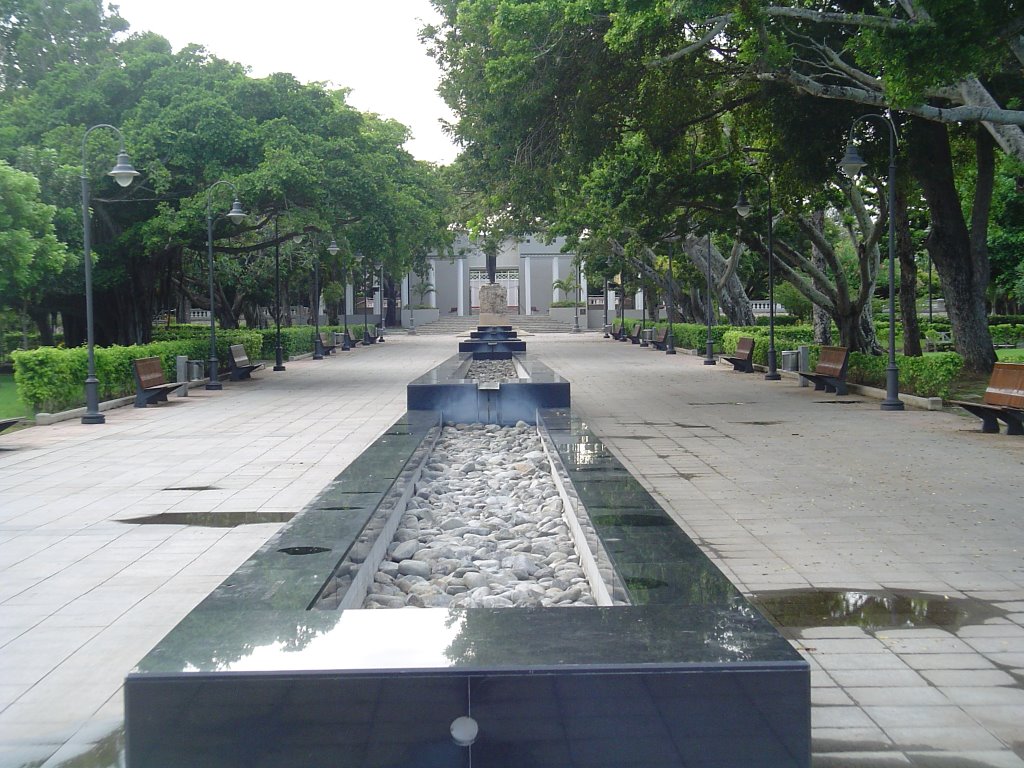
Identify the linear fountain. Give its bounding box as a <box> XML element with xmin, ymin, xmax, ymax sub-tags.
<box><xmin>124</xmin><ymin>325</ymin><xmax>809</xmax><ymax>767</ymax></box>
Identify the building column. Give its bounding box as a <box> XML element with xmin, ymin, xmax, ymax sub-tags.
<box><xmin>552</xmin><ymin>256</ymin><xmax>561</xmax><ymax>303</ymax></box>
<box><xmin>580</xmin><ymin>271</ymin><xmax>588</xmax><ymax>305</ymax></box>
<box><xmin>457</xmin><ymin>257</ymin><xmax>466</xmax><ymax>316</ymax></box>
<box><xmin>523</xmin><ymin>256</ymin><xmax>532</xmax><ymax>316</ymax></box>
<box><xmin>635</xmin><ymin>289</ymin><xmax>644</xmax><ymax>312</ymax></box>
<box><xmin>345</xmin><ymin>283</ymin><xmax>354</xmax><ymax>320</ymax></box>
<box><xmin>428</xmin><ymin>259</ymin><xmax>437</xmax><ymax>309</ymax></box>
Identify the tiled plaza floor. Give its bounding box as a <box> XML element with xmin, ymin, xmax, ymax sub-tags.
<box><xmin>1</xmin><ymin>331</ymin><xmax>1021</xmax><ymax>767</ymax></box>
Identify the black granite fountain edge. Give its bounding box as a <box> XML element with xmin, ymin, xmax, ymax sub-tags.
<box><xmin>124</xmin><ymin>407</ymin><xmax>811</xmax><ymax>768</ymax></box>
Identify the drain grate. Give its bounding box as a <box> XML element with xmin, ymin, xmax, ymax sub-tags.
<box><xmin>162</xmin><ymin>485</ymin><xmax>219</xmax><ymax>491</ymax></box>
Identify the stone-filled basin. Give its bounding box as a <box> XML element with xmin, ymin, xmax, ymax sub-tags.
<box><xmin>124</xmin><ymin>408</ymin><xmax>809</xmax><ymax>768</ymax></box>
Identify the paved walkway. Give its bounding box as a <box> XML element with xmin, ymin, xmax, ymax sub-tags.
<box><xmin>1</xmin><ymin>332</ymin><xmax>1021</xmax><ymax>767</ymax></box>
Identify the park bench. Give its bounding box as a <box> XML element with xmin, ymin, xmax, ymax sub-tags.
<box><xmin>723</xmin><ymin>336</ymin><xmax>756</xmax><ymax>373</ymax></box>
<box><xmin>627</xmin><ymin>322</ymin><xmax>643</xmax><ymax>344</ymax></box>
<box><xmin>132</xmin><ymin>357</ymin><xmax>182</xmax><ymax>408</ymax></box>
<box><xmin>651</xmin><ymin>326</ymin><xmax>670</xmax><ymax>350</ymax></box>
<box><xmin>949</xmin><ymin>362</ymin><xmax>1024</xmax><ymax>435</ymax></box>
<box><xmin>610</xmin><ymin>321</ymin><xmax>623</xmax><ymax>340</ymax></box>
<box><xmin>924</xmin><ymin>330</ymin><xmax>954</xmax><ymax>352</ymax></box>
<box><xmin>798</xmin><ymin>345</ymin><xmax>850</xmax><ymax>396</ymax></box>
<box><xmin>342</xmin><ymin>328</ymin><xmax>360</xmax><ymax>349</ymax></box>
<box><xmin>0</xmin><ymin>417</ymin><xmax>24</xmax><ymax>434</ymax></box>
<box><xmin>319</xmin><ymin>332</ymin><xmax>338</xmax><ymax>355</ymax></box>
<box><xmin>228</xmin><ymin>344</ymin><xmax>264</xmax><ymax>381</ymax></box>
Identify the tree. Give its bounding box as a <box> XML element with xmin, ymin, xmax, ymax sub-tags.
<box><xmin>0</xmin><ymin>161</ymin><xmax>72</xmax><ymax>330</ymax></box>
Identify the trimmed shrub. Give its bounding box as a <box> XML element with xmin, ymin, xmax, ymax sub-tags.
<box><xmin>754</xmin><ymin>315</ymin><xmax>800</xmax><ymax>327</ymax></box>
<box><xmin>847</xmin><ymin>351</ymin><xmax>963</xmax><ymax>399</ymax></box>
<box><xmin>12</xmin><ymin>330</ymin><xmax>262</xmax><ymax>414</ymax></box>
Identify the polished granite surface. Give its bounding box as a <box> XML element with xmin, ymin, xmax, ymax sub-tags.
<box><xmin>125</xmin><ymin>408</ymin><xmax>809</xmax><ymax>767</ymax></box>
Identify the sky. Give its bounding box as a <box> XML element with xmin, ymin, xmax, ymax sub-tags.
<box><xmin>109</xmin><ymin>0</ymin><xmax>460</xmax><ymax>165</ymax></box>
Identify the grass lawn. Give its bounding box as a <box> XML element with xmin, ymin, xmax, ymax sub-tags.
<box><xmin>0</xmin><ymin>373</ymin><xmax>31</xmax><ymax>419</ymax></box>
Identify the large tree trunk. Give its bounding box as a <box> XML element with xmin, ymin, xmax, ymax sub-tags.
<box><xmin>908</xmin><ymin>119</ymin><xmax>996</xmax><ymax>373</ymax></box>
<box><xmin>895</xmin><ymin>184</ymin><xmax>922</xmax><ymax>356</ymax></box>
<box><xmin>809</xmin><ymin>210</ymin><xmax>832</xmax><ymax>344</ymax></box>
<box><xmin>684</xmin><ymin>235</ymin><xmax>755</xmax><ymax>326</ymax></box>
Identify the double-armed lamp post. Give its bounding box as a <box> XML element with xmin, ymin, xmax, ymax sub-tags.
<box><xmin>79</xmin><ymin>125</ymin><xmax>139</xmax><ymax>424</ymax></box>
<box><xmin>735</xmin><ymin>171</ymin><xmax>780</xmax><ymax>380</ymax></box>
<box><xmin>204</xmin><ymin>181</ymin><xmax>247</xmax><ymax>390</ymax></box>
<box><xmin>840</xmin><ymin>114</ymin><xmax>904</xmax><ymax>411</ymax></box>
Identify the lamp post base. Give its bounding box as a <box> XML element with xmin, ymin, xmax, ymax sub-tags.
<box><xmin>665</xmin><ymin>346</ymin><xmax>676</xmax><ymax>355</ymax></box>
<box><xmin>274</xmin><ymin>344</ymin><xmax>285</xmax><ymax>371</ymax></box>
<box><xmin>81</xmin><ymin>412</ymin><xmax>105</xmax><ymax>425</ymax></box>
<box><xmin>205</xmin><ymin>382</ymin><xmax>223</xmax><ymax>391</ymax></box>
<box><xmin>881</xmin><ymin>365</ymin><xmax>904</xmax><ymax>411</ymax></box>
<box><xmin>703</xmin><ymin>341</ymin><xmax>716</xmax><ymax>365</ymax></box>
<box><xmin>765</xmin><ymin>349</ymin><xmax>781</xmax><ymax>380</ymax></box>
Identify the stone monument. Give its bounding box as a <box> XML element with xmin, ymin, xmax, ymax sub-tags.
<box><xmin>478</xmin><ymin>282</ymin><xmax>507</xmax><ymax>327</ymax></box>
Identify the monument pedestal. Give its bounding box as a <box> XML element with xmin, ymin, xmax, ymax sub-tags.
<box><xmin>478</xmin><ymin>283</ymin><xmax>506</xmax><ymax>321</ymax></box>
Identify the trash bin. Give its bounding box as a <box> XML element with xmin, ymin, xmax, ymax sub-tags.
<box><xmin>641</xmin><ymin>328</ymin><xmax>654</xmax><ymax>345</ymax></box>
<box><xmin>781</xmin><ymin>350</ymin><xmax>799</xmax><ymax>371</ymax></box>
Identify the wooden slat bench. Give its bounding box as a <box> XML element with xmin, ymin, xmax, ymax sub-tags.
<box><xmin>627</xmin><ymin>322</ymin><xmax>642</xmax><ymax>344</ymax></box>
<box><xmin>319</xmin><ymin>332</ymin><xmax>338</xmax><ymax>355</ymax></box>
<box><xmin>132</xmin><ymin>357</ymin><xmax>182</xmax><ymax>407</ymax></box>
<box><xmin>949</xmin><ymin>362</ymin><xmax>1024</xmax><ymax>435</ymax></box>
<box><xmin>798</xmin><ymin>346</ymin><xmax>850</xmax><ymax>396</ymax></box>
<box><xmin>343</xmin><ymin>329</ymin><xmax>360</xmax><ymax>349</ymax></box>
<box><xmin>228</xmin><ymin>344</ymin><xmax>264</xmax><ymax>381</ymax></box>
<box><xmin>0</xmin><ymin>417</ymin><xmax>24</xmax><ymax>434</ymax></box>
<box><xmin>651</xmin><ymin>326</ymin><xmax>670</xmax><ymax>351</ymax></box>
<box><xmin>610</xmin><ymin>321</ymin><xmax>623</xmax><ymax>340</ymax></box>
<box><xmin>723</xmin><ymin>336</ymin><xmax>756</xmax><ymax>373</ymax></box>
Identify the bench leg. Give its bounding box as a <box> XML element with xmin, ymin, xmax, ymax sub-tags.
<box><xmin>134</xmin><ymin>392</ymin><xmax>149</xmax><ymax>408</ymax></box>
<box><xmin>833</xmin><ymin>380</ymin><xmax>848</xmax><ymax>396</ymax></box>
<box><xmin>979</xmin><ymin>413</ymin><xmax>1001</xmax><ymax>433</ymax></box>
<box><xmin>1002</xmin><ymin>414</ymin><xmax>1023</xmax><ymax>436</ymax></box>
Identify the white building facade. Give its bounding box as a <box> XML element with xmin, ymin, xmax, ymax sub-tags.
<box><xmin>404</xmin><ymin>234</ymin><xmax>585</xmax><ymax>320</ymax></box>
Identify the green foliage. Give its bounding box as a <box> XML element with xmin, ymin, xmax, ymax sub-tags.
<box><xmin>754</xmin><ymin>315</ymin><xmax>800</xmax><ymax>327</ymax></box>
<box><xmin>988</xmin><ymin>324</ymin><xmax>1024</xmax><ymax>346</ymax></box>
<box><xmin>0</xmin><ymin>160</ymin><xmax>72</xmax><ymax>309</ymax></box>
<box><xmin>771</xmin><ymin>282</ymin><xmax>812</xmax><ymax>322</ymax></box>
<box><xmin>847</xmin><ymin>352</ymin><xmax>964</xmax><ymax>400</ymax></box>
<box><xmin>12</xmin><ymin>329</ymin><xmax>261</xmax><ymax>412</ymax></box>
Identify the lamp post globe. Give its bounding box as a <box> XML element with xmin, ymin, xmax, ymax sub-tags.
<box><xmin>79</xmin><ymin>125</ymin><xmax>139</xmax><ymax>424</ymax></box>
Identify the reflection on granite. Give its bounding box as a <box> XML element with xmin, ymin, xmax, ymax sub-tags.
<box><xmin>125</xmin><ymin>407</ymin><xmax>810</xmax><ymax>768</ymax></box>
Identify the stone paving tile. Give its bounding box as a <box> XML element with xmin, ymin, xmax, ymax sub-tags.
<box><xmin>5</xmin><ymin>334</ymin><xmax>1024</xmax><ymax>767</ymax></box>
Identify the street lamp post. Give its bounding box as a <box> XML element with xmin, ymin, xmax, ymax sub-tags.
<box><xmin>840</xmin><ymin>114</ymin><xmax>904</xmax><ymax>411</ymax></box>
<box><xmin>205</xmin><ymin>181</ymin><xmax>247</xmax><ymax>390</ymax></box>
<box><xmin>328</xmin><ymin>238</ymin><xmax>348</xmax><ymax>351</ymax></box>
<box><xmin>273</xmin><ymin>218</ymin><xmax>286</xmax><ymax>371</ymax></box>
<box><xmin>704</xmin><ymin>233</ymin><xmax>716</xmax><ymax>365</ymax></box>
<box><xmin>618</xmin><ymin>282</ymin><xmax>628</xmax><ymax>341</ymax></box>
<box><xmin>378</xmin><ymin>264</ymin><xmax>387</xmax><ymax>342</ymax></box>
<box><xmin>79</xmin><ymin>125</ymin><xmax>139</xmax><ymax>424</ymax></box>
<box><xmin>735</xmin><ymin>172</ymin><xmax>780</xmax><ymax>380</ymax></box>
<box><xmin>603</xmin><ymin>279</ymin><xmax>610</xmax><ymax>337</ymax></box>
<box><xmin>312</xmin><ymin>248</ymin><xmax>324</xmax><ymax>360</ymax></box>
<box><xmin>361</xmin><ymin>255</ymin><xmax>374</xmax><ymax>345</ymax></box>
<box><xmin>666</xmin><ymin>239</ymin><xmax>676</xmax><ymax>355</ymax></box>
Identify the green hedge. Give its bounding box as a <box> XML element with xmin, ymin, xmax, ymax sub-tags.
<box><xmin>847</xmin><ymin>352</ymin><xmax>963</xmax><ymax>399</ymax></box>
<box><xmin>13</xmin><ymin>330</ymin><xmax>262</xmax><ymax>413</ymax></box>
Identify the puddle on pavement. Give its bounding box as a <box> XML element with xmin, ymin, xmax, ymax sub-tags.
<box><xmin>591</xmin><ymin>514</ymin><xmax>674</xmax><ymax>527</ymax></box>
<box><xmin>814</xmin><ymin>400</ymin><xmax>863</xmax><ymax>405</ymax></box>
<box><xmin>161</xmin><ymin>485</ymin><xmax>219</xmax><ymax>491</ymax></box>
<box><xmin>118</xmin><ymin>511</ymin><xmax>295</xmax><ymax>527</ymax></box>
<box><xmin>751</xmin><ymin>589</ymin><xmax>1006</xmax><ymax>631</ymax></box>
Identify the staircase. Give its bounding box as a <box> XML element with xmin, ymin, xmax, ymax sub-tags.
<box><xmin>409</xmin><ymin>313</ymin><xmax>580</xmax><ymax>335</ymax></box>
